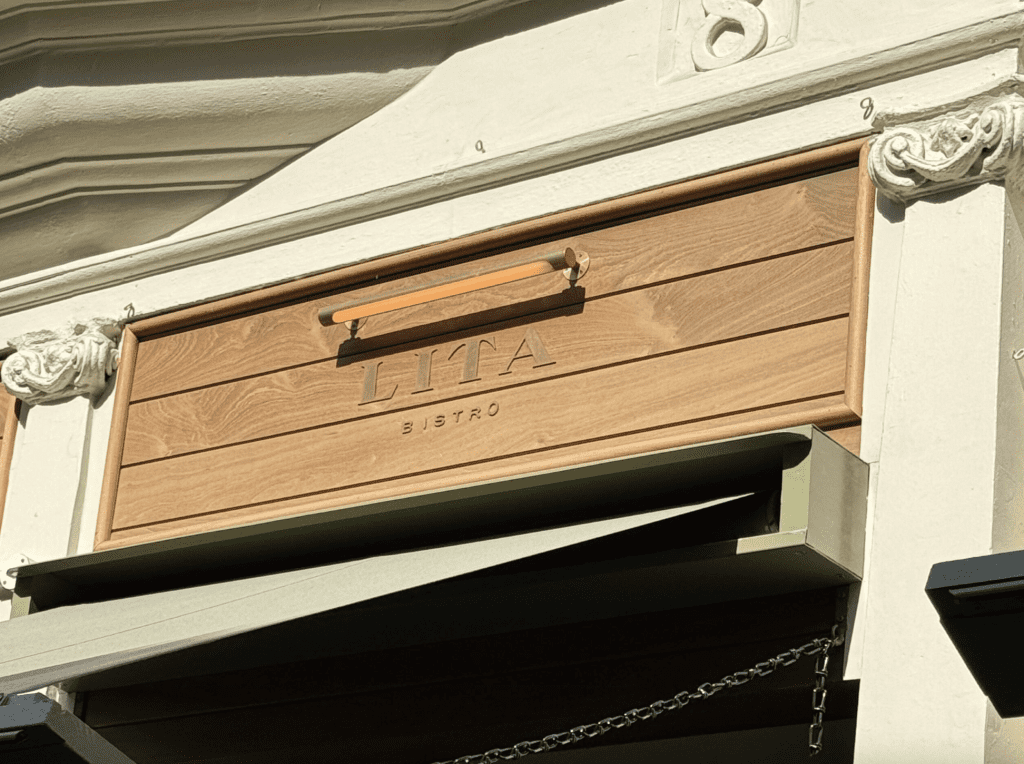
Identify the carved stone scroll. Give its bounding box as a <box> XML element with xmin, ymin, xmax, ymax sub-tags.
<box><xmin>2</xmin><ymin>319</ymin><xmax>121</xmax><ymax>405</ymax></box>
<box><xmin>657</xmin><ymin>0</ymin><xmax>799</xmax><ymax>84</ymax></box>
<box><xmin>691</xmin><ymin>0</ymin><xmax>768</xmax><ymax>72</ymax></box>
<box><xmin>869</xmin><ymin>94</ymin><xmax>1024</xmax><ymax>202</ymax></box>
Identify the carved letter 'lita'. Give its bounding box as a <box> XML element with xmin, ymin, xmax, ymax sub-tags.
<box><xmin>869</xmin><ymin>94</ymin><xmax>1024</xmax><ymax>202</ymax></box>
<box><xmin>2</xmin><ymin>319</ymin><xmax>121</xmax><ymax>405</ymax></box>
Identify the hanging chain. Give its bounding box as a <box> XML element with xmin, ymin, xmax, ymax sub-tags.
<box><xmin>809</xmin><ymin>623</ymin><xmax>843</xmax><ymax>756</ymax></box>
<box><xmin>432</xmin><ymin>623</ymin><xmax>845</xmax><ymax>764</ymax></box>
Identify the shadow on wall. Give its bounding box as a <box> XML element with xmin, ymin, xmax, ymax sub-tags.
<box><xmin>0</xmin><ymin>0</ymin><xmax>625</xmax><ymax>95</ymax></box>
<box><xmin>0</xmin><ymin>0</ymin><xmax>623</xmax><ymax>281</ymax></box>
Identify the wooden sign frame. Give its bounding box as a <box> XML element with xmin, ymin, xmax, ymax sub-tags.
<box><xmin>94</xmin><ymin>139</ymin><xmax>874</xmax><ymax>550</ymax></box>
<box><xmin>0</xmin><ymin>369</ymin><xmax>20</xmax><ymax>534</ymax></box>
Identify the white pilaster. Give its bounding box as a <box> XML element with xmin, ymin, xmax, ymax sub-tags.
<box><xmin>0</xmin><ymin>318</ymin><xmax>121</xmax><ymax>620</ymax></box>
<box><xmin>853</xmin><ymin>183</ymin><xmax>1005</xmax><ymax>764</ymax></box>
<box><xmin>0</xmin><ymin>397</ymin><xmax>94</xmax><ymax>620</ymax></box>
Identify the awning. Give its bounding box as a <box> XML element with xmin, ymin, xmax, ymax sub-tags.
<box><xmin>0</xmin><ymin>495</ymin><xmax>742</xmax><ymax>697</ymax></box>
<box><xmin>926</xmin><ymin>548</ymin><xmax>1024</xmax><ymax>717</ymax></box>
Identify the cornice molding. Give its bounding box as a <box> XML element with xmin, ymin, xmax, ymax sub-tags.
<box><xmin>869</xmin><ymin>80</ymin><xmax>1024</xmax><ymax>202</ymax></box>
<box><xmin>0</xmin><ymin>11</ymin><xmax>1022</xmax><ymax>316</ymax></box>
<box><xmin>1</xmin><ymin>319</ymin><xmax>121</xmax><ymax>404</ymax></box>
<box><xmin>0</xmin><ymin>0</ymin><xmax>530</xmax><ymax>64</ymax></box>
<box><xmin>0</xmin><ymin>62</ymin><xmax>435</xmax><ymax>277</ymax></box>
<box><xmin>0</xmin><ymin>146</ymin><xmax>308</xmax><ymax>221</ymax></box>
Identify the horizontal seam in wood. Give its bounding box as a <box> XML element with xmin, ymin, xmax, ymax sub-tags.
<box><xmin>127</xmin><ymin>238</ymin><xmax>855</xmax><ymax>404</ymax></box>
<box><xmin>112</xmin><ymin>390</ymin><xmax>851</xmax><ymax>532</ymax></box>
<box><xmin>120</xmin><ymin>313</ymin><xmax>852</xmax><ymax>467</ymax></box>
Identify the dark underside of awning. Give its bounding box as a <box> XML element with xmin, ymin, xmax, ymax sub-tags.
<box><xmin>78</xmin><ymin>587</ymin><xmax>859</xmax><ymax>764</ymax></box>
<box><xmin>4</xmin><ymin>426</ymin><xmax>866</xmax><ymax>764</ymax></box>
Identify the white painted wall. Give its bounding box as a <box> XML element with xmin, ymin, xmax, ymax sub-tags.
<box><xmin>175</xmin><ymin>0</ymin><xmax>1024</xmax><ymax>236</ymax></box>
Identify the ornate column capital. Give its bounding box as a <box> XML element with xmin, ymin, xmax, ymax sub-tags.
<box><xmin>869</xmin><ymin>84</ymin><xmax>1024</xmax><ymax>203</ymax></box>
<box><xmin>1</xmin><ymin>319</ymin><xmax>121</xmax><ymax>405</ymax></box>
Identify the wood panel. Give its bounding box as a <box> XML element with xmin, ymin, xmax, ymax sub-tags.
<box><xmin>824</xmin><ymin>423</ymin><xmax>861</xmax><ymax>455</ymax></box>
<box><xmin>0</xmin><ymin>376</ymin><xmax>17</xmax><ymax>533</ymax></box>
<box><xmin>94</xmin><ymin>329</ymin><xmax>139</xmax><ymax>550</ymax></box>
<box><xmin>112</xmin><ymin>318</ymin><xmax>850</xmax><ymax>532</ymax></box>
<box><xmin>98</xmin><ymin>143</ymin><xmax>871</xmax><ymax>548</ymax></box>
<box><xmin>121</xmin><ymin>242</ymin><xmax>853</xmax><ymax>465</ymax></box>
<box><xmin>129</xmin><ymin>167</ymin><xmax>858</xmax><ymax>402</ymax></box>
<box><xmin>105</xmin><ymin>393</ymin><xmax>853</xmax><ymax>548</ymax></box>
<box><xmin>844</xmin><ymin>141</ymin><xmax>875</xmax><ymax>416</ymax></box>
<box><xmin>128</xmin><ymin>139</ymin><xmax>866</xmax><ymax>340</ymax></box>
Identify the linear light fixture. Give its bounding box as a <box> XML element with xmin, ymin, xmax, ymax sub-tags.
<box><xmin>318</xmin><ymin>247</ymin><xmax>589</xmax><ymax>328</ymax></box>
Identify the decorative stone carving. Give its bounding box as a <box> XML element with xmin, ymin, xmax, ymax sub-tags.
<box><xmin>691</xmin><ymin>0</ymin><xmax>768</xmax><ymax>72</ymax></box>
<box><xmin>2</xmin><ymin>319</ymin><xmax>121</xmax><ymax>405</ymax></box>
<box><xmin>658</xmin><ymin>0</ymin><xmax>799</xmax><ymax>83</ymax></box>
<box><xmin>869</xmin><ymin>93</ymin><xmax>1024</xmax><ymax>202</ymax></box>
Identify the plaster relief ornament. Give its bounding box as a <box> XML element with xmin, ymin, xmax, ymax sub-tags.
<box><xmin>691</xmin><ymin>0</ymin><xmax>767</xmax><ymax>72</ymax></box>
<box><xmin>657</xmin><ymin>0</ymin><xmax>799</xmax><ymax>83</ymax></box>
<box><xmin>2</xmin><ymin>319</ymin><xmax>121</xmax><ymax>405</ymax></box>
<box><xmin>869</xmin><ymin>94</ymin><xmax>1024</xmax><ymax>202</ymax></box>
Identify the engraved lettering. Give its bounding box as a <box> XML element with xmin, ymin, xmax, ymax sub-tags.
<box><xmin>412</xmin><ymin>349</ymin><xmax>437</xmax><ymax>394</ymax></box>
<box><xmin>500</xmin><ymin>327</ymin><xmax>555</xmax><ymax>375</ymax></box>
<box><xmin>397</xmin><ymin>402</ymin><xmax>499</xmax><ymax>436</ymax></box>
<box><xmin>359</xmin><ymin>361</ymin><xmax>398</xmax><ymax>405</ymax></box>
<box><xmin>449</xmin><ymin>337</ymin><xmax>497</xmax><ymax>383</ymax></box>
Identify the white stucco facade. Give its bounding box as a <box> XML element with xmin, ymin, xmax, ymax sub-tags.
<box><xmin>2</xmin><ymin>1</ymin><xmax>1024</xmax><ymax>761</ymax></box>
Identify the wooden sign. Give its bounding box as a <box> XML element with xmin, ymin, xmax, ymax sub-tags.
<box><xmin>95</xmin><ymin>140</ymin><xmax>873</xmax><ymax>549</ymax></box>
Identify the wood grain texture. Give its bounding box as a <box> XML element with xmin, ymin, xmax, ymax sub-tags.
<box><xmin>823</xmin><ymin>423</ymin><xmax>861</xmax><ymax>455</ymax></box>
<box><xmin>129</xmin><ymin>168</ymin><xmax>858</xmax><ymax>402</ymax></box>
<box><xmin>127</xmin><ymin>139</ymin><xmax>865</xmax><ymax>340</ymax></box>
<box><xmin>103</xmin><ymin>393</ymin><xmax>855</xmax><ymax>549</ymax></box>
<box><xmin>112</xmin><ymin>318</ymin><xmax>850</xmax><ymax>532</ymax></box>
<box><xmin>121</xmin><ymin>242</ymin><xmax>854</xmax><ymax>465</ymax></box>
<box><xmin>0</xmin><ymin>381</ymin><xmax>10</xmax><ymax>434</ymax></box>
<box><xmin>101</xmin><ymin>143</ymin><xmax>869</xmax><ymax>548</ymax></box>
<box><xmin>844</xmin><ymin>141</ymin><xmax>875</xmax><ymax>417</ymax></box>
<box><xmin>0</xmin><ymin>380</ymin><xmax>18</xmax><ymax>534</ymax></box>
<box><xmin>93</xmin><ymin>329</ymin><xmax>139</xmax><ymax>549</ymax></box>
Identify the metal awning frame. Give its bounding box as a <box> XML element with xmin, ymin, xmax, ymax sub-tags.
<box><xmin>11</xmin><ymin>425</ymin><xmax>867</xmax><ymax>617</ymax></box>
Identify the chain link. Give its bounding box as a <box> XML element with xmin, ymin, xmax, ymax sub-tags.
<box><xmin>432</xmin><ymin>624</ymin><xmax>844</xmax><ymax>764</ymax></box>
<box><xmin>809</xmin><ymin>623</ymin><xmax>844</xmax><ymax>756</ymax></box>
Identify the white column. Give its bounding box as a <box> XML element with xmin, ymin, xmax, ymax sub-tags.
<box><xmin>0</xmin><ymin>318</ymin><xmax>120</xmax><ymax>621</ymax></box>
<box><xmin>0</xmin><ymin>398</ymin><xmax>93</xmax><ymax>621</ymax></box>
<box><xmin>984</xmin><ymin>186</ymin><xmax>1024</xmax><ymax>763</ymax></box>
<box><xmin>853</xmin><ymin>183</ymin><xmax>1005</xmax><ymax>764</ymax></box>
